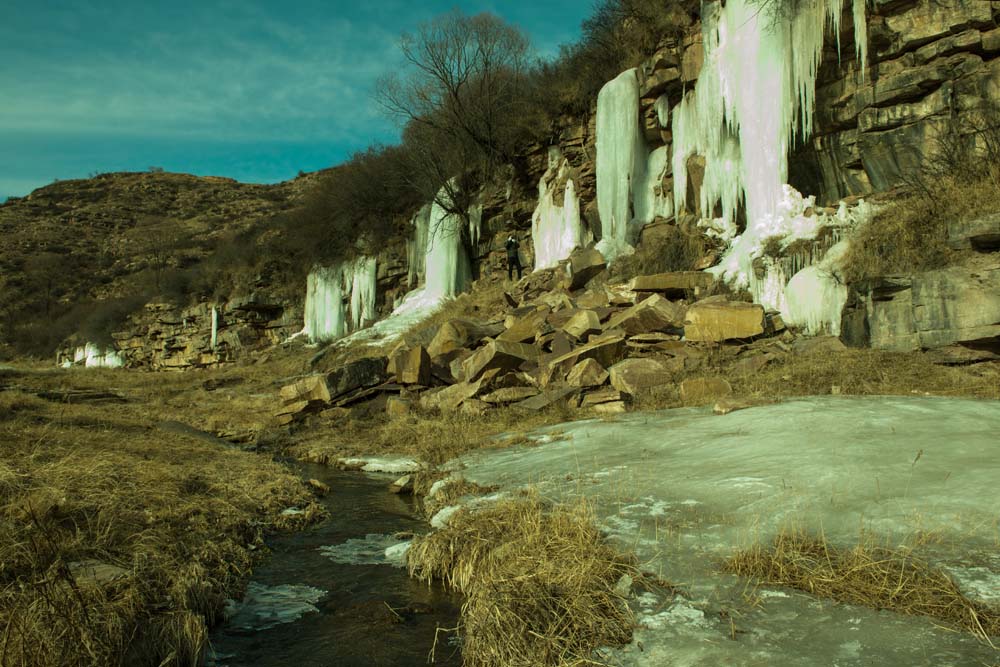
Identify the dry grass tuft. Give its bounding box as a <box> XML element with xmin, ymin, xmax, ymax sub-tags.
<box><xmin>726</xmin><ymin>529</ymin><xmax>1000</xmax><ymax>641</ymax></box>
<box><xmin>407</xmin><ymin>494</ymin><xmax>637</xmax><ymax>667</ymax></box>
<box><xmin>0</xmin><ymin>361</ymin><xmax>322</xmax><ymax>667</ymax></box>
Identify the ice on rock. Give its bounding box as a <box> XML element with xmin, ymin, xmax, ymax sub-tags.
<box><xmin>406</xmin><ymin>205</ymin><xmax>431</xmax><ymax>289</ymax></box>
<box><xmin>595</xmin><ymin>69</ymin><xmax>647</xmax><ymax>262</ymax></box>
<box><xmin>223</xmin><ymin>582</ymin><xmax>325</xmax><ymax>631</ymax></box>
<box><xmin>73</xmin><ymin>343</ymin><xmax>125</xmax><ymax>369</ymax></box>
<box><xmin>672</xmin><ymin>0</ymin><xmax>869</xmax><ymax>321</ymax></box>
<box><xmin>532</xmin><ymin>147</ymin><xmax>585</xmax><ymax>270</ymax></box>
<box><xmin>303</xmin><ymin>265</ymin><xmax>346</xmax><ymax>342</ymax></box>
<box><xmin>784</xmin><ymin>241</ymin><xmax>850</xmax><ymax>335</ymax></box>
<box><xmin>302</xmin><ymin>256</ymin><xmax>378</xmax><ymax>343</ymax></box>
<box><xmin>448</xmin><ymin>397</ymin><xmax>1000</xmax><ymax>666</ymax></box>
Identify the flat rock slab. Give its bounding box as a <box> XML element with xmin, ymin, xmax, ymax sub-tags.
<box><xmin>684</xmin><ymin>301</ymin><xmax>765</xmax><ymax>342</ymax></box>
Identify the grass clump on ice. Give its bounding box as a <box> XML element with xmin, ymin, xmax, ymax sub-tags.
<box><xmin>406</xmin><ymin>493</ymin><xmax>637</xmax><ymax>667</ymax></box>
<box><xmin>726</xmin><ymin>529</ymin><xmax>1000</xmax><ymax>641</ymax></box>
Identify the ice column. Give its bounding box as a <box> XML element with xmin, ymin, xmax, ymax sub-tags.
<box><xmin>670</xmin><ymin>0</ymin><xmax>868</xmax><ymax>315</ymax></box>
<box><xmin>532</xmin><ymin>147</ymin><xmax>584</xmax><ymax>271</ymax></box>
<box><xmin>82</xmin><ymin>343</ymin><xmax>125</xmax><ymax>368</ymax></box>
<box><xmin>423</xmin><ymin>189</ymin><xmax>471</xmax><ymax>302</ymax></box>
<box><xmin>210</xmin><ymin>306</ymin><xmax>218</xmax><ymax>350</ymax></box>
<box><xmin>348</xmin><ymin>257</ymin><xmax>378</xmax><ymax>331</ymax></box>
<box><xmin>595</xmin><ymin>69</ymin><xmax>648</xmax><ymax>261</ymax></box>
<box><xmin>407</xmin><ymin>205</ymin><xmax>431</xmax><ymax>289</ymax></box>
<box><xmin>303</xmin><ymin>265</ymin><xmax>346</xmax><ymax>343</ymax></box>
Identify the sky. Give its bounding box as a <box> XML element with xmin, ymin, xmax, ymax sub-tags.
<box><xmin>0</xmin><ymin>0</ymin><xmax>591</xmax><ymax>200</ymax></box>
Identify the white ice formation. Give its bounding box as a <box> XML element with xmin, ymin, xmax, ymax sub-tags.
<box><xmin>63</xmin><ymin>343</ymin><xmax>125</xmax><ymax>369</ymax></box>
<box><xmin>532</xmin><ymin>147</ymin><xmax>585</xmax><ymax>270</ymax></box>
<box><xmin>302</xmin><ymin>256</ymin><xmax>378</xmax><ymax>343</ymax></box>
<box><xmin>668</xmin><ymin>0</ymin><xmax>870</xmax><ymax>321</ymax></box>
<box><xmin>595</xmin><ymin>69</ymin><xmax>673</xmax><ymax>262</ymax></box>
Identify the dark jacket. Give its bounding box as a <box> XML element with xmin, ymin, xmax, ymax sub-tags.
<box><xmin>505</xmin><ymin>237</ymin><xmax>519</xmax><ymax>261</ymax></box>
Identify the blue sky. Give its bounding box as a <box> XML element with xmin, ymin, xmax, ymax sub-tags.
<box><xmin>1</xmin><ymin>0</ymin><xmax>591</xmax><ymax>200</ymax></box>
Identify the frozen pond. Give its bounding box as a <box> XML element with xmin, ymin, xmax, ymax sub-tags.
<box><xmin>440</xmin><ymin>396</ymin><xmax>1000</xmax><ymax>666</ymax></box>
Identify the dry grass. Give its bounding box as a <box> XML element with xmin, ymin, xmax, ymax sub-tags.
<box><xmin>0</xmin><ymin>362</ymin><xmax>322</xmax><ymax>667</ymax></box>
<box><xmin>407</xmin><ymin>493</ymin><xmax>637</xmax><ymax>667</ymax></box>
<box><xmin>291</xmin><ymin>402</ymin><xmax>577</xmax><ymax>467</ymax></box>
<box><xmin>843</xmin><ymin>162</ymin><xmax>1000</xmax><ymax>285</ymax></box>
<box><xmin>726</xmin><ymin>528</ymin><xmax>1000</xmax><ymax>641</ymax></box>
<box><xmin>634</xmin><ymin>347</ymin><xmax>1000</xmax><ymax>411</ymax></box>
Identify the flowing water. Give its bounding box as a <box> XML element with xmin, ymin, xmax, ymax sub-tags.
<box><xmin>206</xmin><ymin>463</ymin><xmax>461</xmax><ymax>667</ymax></box>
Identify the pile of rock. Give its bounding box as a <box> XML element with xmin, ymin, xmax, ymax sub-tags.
<box><xmin>275</xmin><ymin>248</ymin><xmax>798</xmax><ymax>425</ymax></box>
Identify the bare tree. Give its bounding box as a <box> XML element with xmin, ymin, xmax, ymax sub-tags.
<box><xmin>378</xmin><ymin>11</ymin><xmax>535</xmax><ymax>220</ymax></box>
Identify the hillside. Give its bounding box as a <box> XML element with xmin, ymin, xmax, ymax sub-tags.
<box><xmin>0</xmin><ymin>171</ymin><xmax>319</xmax><ymax>356</ymax></box>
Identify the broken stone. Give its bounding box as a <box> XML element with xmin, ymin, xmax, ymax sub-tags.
<box><xmin>421</xmin><ymin>378</ymin><xmax>485</xmax><ymax>412</ymax></box>
<box><xmin>565</xmin><ymin>247</ymin><xmax>607</xmax><ymax>290</ymax></box>
<box><xmin>498</xmin><ymin>308</ymin><xmax>552</xmax><ymax>343</ymax></box>
<box><xmin>512</xmin><ymin>385</ymin><xmax>580</xmax><ymax>411</ymax></box>
<box><xmin>576</xmin><ymin>288</ymin><xmax>610</xmax><ymax>309</ymax></box>
<box><xmin>461</xmin><ymin>399</ymin><xmax>491</xmax><ymax>416</ymax></box>
<box><xmin>566</xmin><ymin>358</ymin><xmax>610</xmax><ymax>388</ymax></box>
<box><xmin>389</xmin><ymin>475</ymin><xmax>414</xmax><ymax>494</ymax></box>
<box><xmin>629</xmin><ymin>271</ymin><xmax>715</xmax><ymax>297</ymax></box>
<box><xmin>480</xmin><ymin>387</ymin><xmax>540</xmax><ymax>404</ymax></box>
<box><xmin>606</xmin><ymin>284</ymin><xmax>639</xmax><ymax>306</ymax></box>
<box><xmin>462</xmin><ymin>339</ymin><xmax>539</xmax><ymax>382</ymax></box>
<box><xmin>68</xmin><ymin>560</ymin><xmax>129</xmax><ymax>586</ymax></box>
<box><xmin>278</xmin><ymin>375</ymin><xmax>331</xmax><ymax>404</ymax></box>
<box><xmin>549</xmin><ymin>330</ymin><xmax>574</xmax><ymax>356</ymax></box>
<box><xmin>679</xmin><ymin>377</ymin><xmax>733</xmax><ymax>405</ymax></box>
<box><xmin>593</xmin><ymin>401</ymin><xmax>627</xmax><ymax>414</ymax></box>
<box><xmin>609</xmin><ymin>358</ymin><xmax>672</xmax><ymax>395</ymax></box>
<box><xmin>606</xmin><ymin>294</ymin><xmax>687</xmax><ymax>335</ymax></box>
<box><xmin>684</xmin><ymin>301</ymin><xmax>765</xmax><ymax>342</ymax></box>
<box><xmin>543</xmin><ymin>334</ymin><xmax>628</xmax><ymax>384</ymax></box>
<box><xmin>427</xmin><ymin>319</ymin><xmax>505</xmax><ymax>359</ymax></box>
<box><xmin>581</xmin><ymin>387</ymin><xmax>625</xmax><ymax>407</ymax></box>
<box><xmin>326</xmin><ymin>357</ymin><xmax>388</xmax><ymax>400</ymax></box>
<box><xmin>394</xmin><ymin>346</ymin><xmax>432</xmax><ymax>385</ymax></box>
<box><xmin>386</xmin><ymin>396</ymin><xmax>412</xmax><ymax>419</ymax></box>
<box><xmin>563</xmin><ymin>310</ymin><xmax>603</xmax><ymax>340</ymax></box>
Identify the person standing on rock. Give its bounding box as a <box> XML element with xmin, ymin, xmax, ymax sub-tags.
<box><xmin>505</xmin><ymin>234</ymin><xmax>523</xmax><ymax>281</ymax></box>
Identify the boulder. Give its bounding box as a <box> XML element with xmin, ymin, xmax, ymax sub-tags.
<box><xmin>549</xmin><ymin>330</ymin><xmax>574</xmax><ymax>356</ymax></box>
<box><xmin>684</xmin><ymin>301</ymin><xmax>765</xmax><ymax>342</ymax></box>
<box><xmin>462</xmin><ymin>340</ymin><xmax>539</xmax><ymax>382</ymax></box>
<box><xmin>421</xmin><ymin>378</ymin><xmax>485</xmax><ymax>412</ymax></box>
<box><xmin>326</xmin><ymin>357</ymin><xmax>388</xmax><ymax>399</ymax></box>
<box><xmin>427</xmin><ymin>319</ymin><xmax>505</xmax><ymax>359</ymax></box>
<box><xmin>278</xmin><ymin>375</ymin><xmax>330</xmax><ymax>403</ymax></box>
<box><xmin>563</xmin><ymin>310</ymin><xmax>603</xmax><ymax>340</ymax></box>
<box><xmin>566</xmin><ymin>358</ymin><xmax>610</xmax><ymax>388</ymax></box>
<box><xmin>394</xmin><ymin>346</ymin><xmax>432</xmax><ymax>385</ymax></box>
<box><xmin>713</xmin><ymin>397</ymin><xmax>754</xmax><ymax>415</ymax></box>
<box><xmin>307</xmin><ymin>478</ymin><xmax>331</xmax><ymax>495</ymax></box>
<box><xmin>608</xmin><ymin>358</ymin><xmax>672</xmax><ymax>395</ymax></box>
<box><xmin>480</xmin><ymin>387</ymin><xmax>540</xmax><ymax>404</ymax></box>
<box><xmin>565</xmin><ymin>248</ymin><xmax>607</xmax><ymax>290</ymax></box>
<box><xmin>580</xmin><ymin>387</ymin><xmax>625</xmax><ymax>407</ymax></box>
<box><xmin>389</xmin><ymin>475</ymin><xmax>414</xmax><ymax>494</ymax></box>
<box><xmin>576</xmin><ymin>289</ymin><xmax>610</xmax><ymax>309</ymax></box>
<box><xmin>498</xmin><ymin>308</ymin><xmax>552</xmax><ymax>343</ymax></box>
<box><xmin>593</xmin><ymin>401</ymin><xmax>627</xmax><ymax>414</ymax></box>
<box><xmin>679</xmin><ymin>377</ymin><xmax>733</xmax><ymax>405</ymax></box>
<box><xmin>513</xmin><ymin>385</ymin><xmax>580</xmax><ymax>411</ymax></box>
<box><xmin>386</xmin><ymin>397</ymin><xmax>412</xmax><ymax>419</ymax></box>
<box><xmin>542</xmin><ymin>334</ymin><xmax>628</xmax><ymax>384</ymax></box>
<box><xmin>629</xmin><ymin>271</ymin><xmax>715</xmax><ymax>297</ymax></box>
<box><xmin>606</xmin><ymin>294</ymin><xmax>687</xmax><ymax>335</ymax></box>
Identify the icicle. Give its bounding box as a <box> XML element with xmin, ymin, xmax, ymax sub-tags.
<box><xmin>407</xmin><ymin>205</ymin><xmax>431</xmax><ymax>289</ymax></box>
<box><xmin>348</xmin><ymin>257</ymin><xmax>377</xmax><ymax>331</ymax></box>
<box><xmin>210</xmin><ymin>307</ymin><xmax>218</xmax><ymax>350</ymax></box>
<box><xmin>423</xmin><ymin>186</ymin><xmax>471</xmax><ymax>301</ymax></box>
<box><xmin>595</xmin><ymin>69</ymin><xmax>647</xmax><ymax>262</ymax></box>
<box><xmin>303</xmin><ymin>265</ymin><xmax>346</xmax><ymax>343</ymax></box>
<box><xmin>532</xmin><ymin>148</ymin><xmax>585</xmax><ymax>271</ymax></box>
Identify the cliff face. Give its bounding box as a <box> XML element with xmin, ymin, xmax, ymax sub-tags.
<box><xmin>792</xmin><ymin>0</ymin><xmax>1000</xmax><ymax>202</ymax></box>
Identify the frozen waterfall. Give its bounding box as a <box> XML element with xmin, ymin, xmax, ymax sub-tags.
<box><xmin>595</xmin><ymin>70</ymin><xmax>674</xmax><ymax>262</ymax></box>
<box><xmin>62</xmin><ymin>343</ymin><xmax>125</xmax><ymax>369</ymax></box>
<box><xmin>532</xmin><ymin>147</ymin><xmax>584</xmax><ymax>271</ymax></box>
<box><xmin>302</xmin><ymin>256</ymin><xmax>378</xmax><ymax>343</ymax></box>
<box><xmin>669</xmin><ymin>0</ymin><xmax>868</xmax><ymax>322</ymax></box>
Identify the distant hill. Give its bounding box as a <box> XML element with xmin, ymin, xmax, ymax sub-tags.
<box><xmin>0</xmin><ymin>170</ymin><xmax>321</xmax><ymax>356</ymax></box>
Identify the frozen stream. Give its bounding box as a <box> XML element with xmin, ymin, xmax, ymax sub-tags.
<box><xmin>440</xmin><ymin>396</ymin><xmax>1000</xmax><ymax>666</ymax></box>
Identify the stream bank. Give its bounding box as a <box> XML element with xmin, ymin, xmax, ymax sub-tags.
<box><xmin>206</xmin><ymin>463</ymin><xmax>461</xmax><ymax>667</ymax></box>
